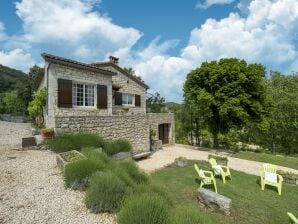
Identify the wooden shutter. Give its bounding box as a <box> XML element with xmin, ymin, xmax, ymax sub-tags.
<box><xmin>58</xmin><ymin>79</ymin><xmax>72</xmax><ymax>108</ymax></box>
<box><xmin>135</xmin><ymin>94</ymin><xmax>141</xmax><ymax>107</ymax></box>
<box><xmin>115</xmin><ymin>92</ymin><xmax>122</xmax><ymax>105</ymax></box>
<box><xmin>97</xmin><ymin>85</ymin><xmax>107</xmax><ymax>109</ymax></box>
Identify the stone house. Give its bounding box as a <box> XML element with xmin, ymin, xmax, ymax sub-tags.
<box><xmin>35</xmin><ymin>53</ymin><xmax>175</xmax><ymax>152</ymax></box>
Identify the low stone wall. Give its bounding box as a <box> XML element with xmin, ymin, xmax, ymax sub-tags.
<box><xmin>0</xmin><ymin>114</ymin><xmax>27</xmax><ymax>123</ymax></box>
<box><xmin>54</xmin><ymin>115</ymin><xmax>150</xmax><ymax>152</ymax></box>
<box><xmin>147</xmin><ymin>113</ymin><xmax>175</xmax><ymax>145</ymax></box>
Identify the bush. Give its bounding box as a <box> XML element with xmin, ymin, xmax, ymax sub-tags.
<box><xmin>133</xmin><ymin>184</ymin><xmax>173</xmax><ymax>206</ymax></box>
<box><xmin>81</xmin><ymin>147</ymin><xmax>109</xmax><ymax>170</ymax></box>
<box><xmin>171</xmin><ymin>205</ymin><xmax>209</xmax><ymax>224</ymax></box>
<box><xmin>103</xmin><ymin>138</ymin><xmax>132</xmax><ymax>156</ymax></box>
<box><xmin>64</xmin><ymin>159</ymin><xmax>99</xmax><ymax>190</ymax></box>
<box><xmin>118</xmin><ymin>160</ymin><xmax>149</xmax><ymax>184</ymax></box>
<box><xmin>117</xmin><ymin>193</ymin><xmax>170</xmax><ymax>224</ymax></box>
<box><xmin>47</xmin><ymin>132</ymin><xmax>105</xmax><ymax>153</ymax></box>
<box><xmin>85</xmin><ymin>172</ymin><xmax>127</xmax><ymax>213</ymax></box>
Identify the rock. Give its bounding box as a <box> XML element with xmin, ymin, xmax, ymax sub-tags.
<box><xmin>197</xmin><ymin>188</ymin><xmax>231</xmax><ymax>215</ymax></box>
<box><xmin>132</xmin><ymin>151</ymin><xmax>152</xmax><ymax>160</ymax></box>
<box><xmin>34</xmin><ymin>135</ymin><xmax>44</xmax><ymax>146</ymax></box>
<box><xmin>175</xmin><ymin>159</ymin><xmax>188</xmax><ymax>167</ymax></box>
<box><xmin>112</xmin><ymin>152</ymin><xmax>132</xmax><ymax>160</ymax></box>
<box><xmin>31</xmin><ymin>128</ymin><xmax>40</xmax><ymax>136</ymax></box>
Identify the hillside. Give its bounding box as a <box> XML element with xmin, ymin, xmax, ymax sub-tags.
<box><xmin>0</xmin><ymin>64</ymin><xmax>30</xmax><ymax>93</ymax></box>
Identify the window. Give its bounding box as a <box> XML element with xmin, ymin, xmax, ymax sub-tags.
<box><xmin>122</xmin><ymin>94</ymin><xmax>134</xmax><ymax>105</ymax></box>
<box><xmin>73</xmin><ymin>83</ymin><xmax>95</xmax><ymax>107</ymax></box>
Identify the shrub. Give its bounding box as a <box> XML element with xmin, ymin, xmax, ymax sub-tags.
<box><xmin>117</xmin><ymin>193</ymin><xmax>170</xmax><ymax>224</ymax></box>
<box><xmin>133</xmin><ymin>184</ymin><xmax>173</xmax><ymax>206</ymax></box>
<box><xmin>85</xmin><ymin>172</ymin><xmax>127</xmax><ymax>213</ymax></box>
<box><xmin>47</xmin><ymin>132</ymin><xmax>105</xmax><ymax>153</ymax></box>
<box><xmin>103</xmin><ymin>138</ymin><xmax>132</xmax><ymax>156</ymax></box>
<box><xmin>64</xmin><ymin>159</ymin><xmax>99</xmax><ymax>190</ymax></box>
<box><xmin>81</xmin><ymin>147</ymin><xmax>109</xmax><ymax>170</ymax></box>
<box><xmin>118</xmin><ymin>160</ymin><xmax>150</xmax><ymax>184</ymax></box>
<box><xmin>171</xmin><ymin>205</ymin><xmax>209</xmax><ymax>224</ymax></box>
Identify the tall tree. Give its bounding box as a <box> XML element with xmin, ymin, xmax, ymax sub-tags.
<box><xmin>146</xmin><ymin>92</ymin><xmax>166</xmax><ymax>113</ymax></box>
<box><xmin>184</xmin><ymin>58</ymin><xmax>269</xmax><ymax>148</ymax></box>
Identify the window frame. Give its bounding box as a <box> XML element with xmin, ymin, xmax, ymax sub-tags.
<box><xmin>121</xmin><ymin>93</ymin><xmax>135</xmax><ymax>106</ymax></box>
<box><xmin>72</xmin><ymin>82</ymin><xmax>96</xmax><ymax>108</ymax></box>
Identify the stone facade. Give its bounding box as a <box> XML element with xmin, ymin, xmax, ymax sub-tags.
<box><xmin>55</xmin><ymin>115</ymin><xmax>150</xmax><ymax>152</ymax></box>
<box><xmin>147</xmin><ymin>113</ymin><xmax>175</xmax><ymax>145</ymax></box>
<box><xmin>99</xmin><ymin>65</ymin><xmax>146</xmax><ymax>115</ymax></box>
<box><xmin>39</xmin><ymin>54</ymin><xmax>175</xmax><ymax>152</ymax></box>
<box><xmin>44</xmin><ymin>62</ymin><xmax>113</xmax><ymax>127</ymax></box>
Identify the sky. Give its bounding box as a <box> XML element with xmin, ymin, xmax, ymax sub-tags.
<box><xmin>0</xmin><ymin>0</ymin><xmax>297</xmax><ymax>102</ymax></box>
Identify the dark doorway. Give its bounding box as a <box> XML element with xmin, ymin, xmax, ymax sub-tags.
<box><xmin>159</xmin><ymin>123</ymin><xmax>170</xmax><ymax>144</ymax></box>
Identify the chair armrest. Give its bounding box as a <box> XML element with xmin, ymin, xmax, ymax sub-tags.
<box><xmin>259</xmin><ymin>171</ymin><xmax>264</xmax><ymax>177</ymax></box>
<box><xmin>203</xmin><ymin>170</ymin><xmax>214</xmax><ymax>176</ymax></box>
<box><xmin>221</xmin><ymin>165</ymin><xmax>230</xmax><ymax>171</ymax></box>
<box><xmin>278</xmin><ymin>174</ymin><xmax>283</xmax><ymax>182</ymax></box>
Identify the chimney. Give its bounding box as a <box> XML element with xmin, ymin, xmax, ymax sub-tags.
<box><xmin>109</xmin><ymin>56</ymin><xmax>119</xmax><ymax>64</ymax></box>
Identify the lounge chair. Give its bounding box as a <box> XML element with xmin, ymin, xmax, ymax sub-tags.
<box><xmin>287</xmin><ymin>212</ymin><xmax>298</xmax><ymax>224</ymax></box>
<box><xmin>209</xmin><ymin>158</ymin><xmax>232</xmax><ymax>184</ymax></box>
<box><xmin>259</xmin><ymin>163</ymin><xmax>283</xmax><ymax>195</ymax></box>
<box><xmin>194</xmin><ymin>164</ymin><xmax>218</xmax><ymax>193</ymax></box>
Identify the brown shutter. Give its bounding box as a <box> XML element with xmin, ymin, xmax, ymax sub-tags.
<box><xmin>97</xmin><ymin>85</ymin><xmax>107</xmax><ymax>109</ymax></box>
<box><xmin>135</xmin><ymin>94</ymin><xmax>141</xmax><ymax>107</ymax></box>
<box><xmin>58</xmin><ymin>79</ymin><xmax>72</xmax><ymax>108</ymax></box>
<box><xmin>115</xmin><ymin>92</ymin><xmax>122</xmax><ymax>105</ymax></box>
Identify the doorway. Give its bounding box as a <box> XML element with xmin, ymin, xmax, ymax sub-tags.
<box><xmin>158</xmin><ymin>123</ymin><xmax>170</xmax><ymax>144</ymax></box>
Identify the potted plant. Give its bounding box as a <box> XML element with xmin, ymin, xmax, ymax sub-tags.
<box><xmin>41</xmin><ymin>128</ymin><xmax>54</xmax><ymax>140</ymax></box>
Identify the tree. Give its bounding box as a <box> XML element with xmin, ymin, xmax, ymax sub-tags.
<box><xmin>28</xmin><ymin>88</ymin><xmax>47</xmax><ymax>127</ymax></box>
<box><xmin>184</xmin><ymin>58</ymin><xmax>270</xmax><ymax>148</ymax></box>
<box><xmin>146</xmin><ymin>92</ymin><xmax>166</xmax><ymax>113</ymax></box>
<box><xmin>0</xmin><ymin>91</ymin><xmax>26</xmax><ymax>115</ymax></box>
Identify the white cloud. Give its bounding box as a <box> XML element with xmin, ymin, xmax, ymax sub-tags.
<box><xmin>196</xmin><ymin>0</ymin><xmax>236</xmax><ymax>9</ymax></box>
<box><xmin>0</xmin><ymin>49</ymin><xmax>35</xmax><ymax>72</ymax></box>
<box><xmin>131</xmin><ymin>0</ymin><xmax>298</xmax><ymax>102</ymax></box>
<box><xmin>15</xmin><ymin>0</ymin><xmax>142</xmax><ymax>61</ymax></box>
<box><xmin>0</xmin><ymin>22</ymin><xmax>7</xmax><ymax>41</ymax></box>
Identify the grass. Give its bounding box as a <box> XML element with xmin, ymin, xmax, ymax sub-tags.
<box><xmin>232</xmin><ymin>151</ymin><xmax>298</xmax><ymax>170</ymax></box>
<box><xmin>151</xmin><ymin>160</ymin><xmax>298</xmax><ymax>224</ymax></box>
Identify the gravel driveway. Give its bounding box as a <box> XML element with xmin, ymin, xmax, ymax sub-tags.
<box><xmin>0</xmin><ymin>121</ymin><xmax>115</xmax><ymax>224</ymax></box>
<box><xmin>138</xmin><ymin>144</ymin><xmax>298</xmax><ymax>175</ymax></box>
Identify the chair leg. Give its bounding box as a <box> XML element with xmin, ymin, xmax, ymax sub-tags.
<box><xmin>213</xmin><ymin>181</ymin><xmax>218</xmax><ymax>193</ymax></box>
<box><xmin>222</xmin><ymin>175</ymin><xmax>226</xmax><ymax>184</ymax></box>
<box><xmin>261</xmin><ymin>181</ymin><xmax>265</xmax><ymax>190</ymax></box>
<box><xmin>278</xmin><ymin>184</ymin><xmax>282</xmax><ymax>196</ymax></box>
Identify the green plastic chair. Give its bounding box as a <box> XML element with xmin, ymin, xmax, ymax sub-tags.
<box><xmin>259</xmin><ymin>163</ymin><xmax>283</xmax><ymax>195</ymax></box>
<box><xmin>194</xmin><ymin>164</ymin><xmax>218</xmax><ymax>193</ymax></box>
<box><xmin>287</xmin><ymin>212</ymin><xmax>298</xmax><ymax>224</ymax></box>
<box><xmin>209</xmin><ymin>158</ymin><xmax>232</xmax><ymax>184</ymax></box>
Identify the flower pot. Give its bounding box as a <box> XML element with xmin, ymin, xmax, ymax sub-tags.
<box><xmin>41</xmin><ymin>131</ymin><xmax>54</xmax><ymax>140</ymax></box>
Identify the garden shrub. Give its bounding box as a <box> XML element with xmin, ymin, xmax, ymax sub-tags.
<box><xmin>118</xmin><ymin>160</ymin><xmax>149</xmax><ymax>184</ymax></box>
<box><xmin>133</xmin><ymin>184</ymin><xmax>173</xmax><ymax>206</ymax></box>
<box><xmin>103</xmin><ymin>138</ymin><xmax>132</xmax><ymax>156</ymax></box>
<box><xmin>81</xmin><ymin>147</ymin><xmax>109</xmax><ymax>170</ymax></box>
<box><xmin>117</xmin><ymin>193</ymin><xmax>170</xmax><ymax>224</ymax></box>
<box><xmin>47</xmin><ymin>132</ymin><xmax>105</xmax><ymax>153</ymax></box>
<box><xmin>171</xmin><ymin>205</ymin><xmax>209</xmax><ymax>224</ymax></box>
<box><xmin>85</xmin><ymin>172</ymin><xmax>127</xmax><ymax>213</ymax></box>
<box><xmin>64</xmin><ymin>159</ymin><xmax>99</xmax><ymax>190</ymax></box>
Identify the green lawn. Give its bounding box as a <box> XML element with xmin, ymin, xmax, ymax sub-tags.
<box><xmin>232</xmin><ymin>151</ymin><xmax>298</xmax><ymax>170</ymax></box>
<box><xmin>151</xmin><ymin>161</ymin><xmax>298</xmax><ymax>224</ymax></box>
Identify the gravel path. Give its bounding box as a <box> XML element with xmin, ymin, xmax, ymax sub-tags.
<box><xmin>0</xmin><ymin>121</ymin><xmax>32</xmax><ymax>149</ymax></box>
<box><xmin>0</xmin><ymin>149</ymin><xmax>115</xmax><ymax>224</ymax></box>
<box><xmin>0</xmin><ymin>121</ymin><xmax>115</xmax><ymax>224</ymax></box>
<box><xmin>137</xmin><ymin>144</ymin><xmax>298</xmax><ymax>175</ymax></box>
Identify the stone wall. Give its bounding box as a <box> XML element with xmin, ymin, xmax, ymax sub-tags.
<box><xmin>147</xmin><ymin>113</ymin><xmax>175</xmax><ymax>145</ymax></box>
<box><xmin>101</xmin><ymin>65</ymin><xmax>146</xmax><ymax>115</ymax></box>
<box><xmin>46</xmin><ymin>63</ymin><xmax>113</xmax><ymax>128</ymax></box>
<box><xmin>55</xmin><ymin>115</ymin><xmax>150</xmax><ymax>152</ymax></box>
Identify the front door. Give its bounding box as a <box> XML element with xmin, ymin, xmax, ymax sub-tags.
<box><xmin>158</xmin><ymin>123</ymin><xmax>170</xmax><ymax>144</ymax></box>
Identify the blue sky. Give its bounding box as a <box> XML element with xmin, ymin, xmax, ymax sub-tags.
<box><xmin>0</xmin><ymin>0</ymin><xmax>297</xmax><ymax>102</ymax></box>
